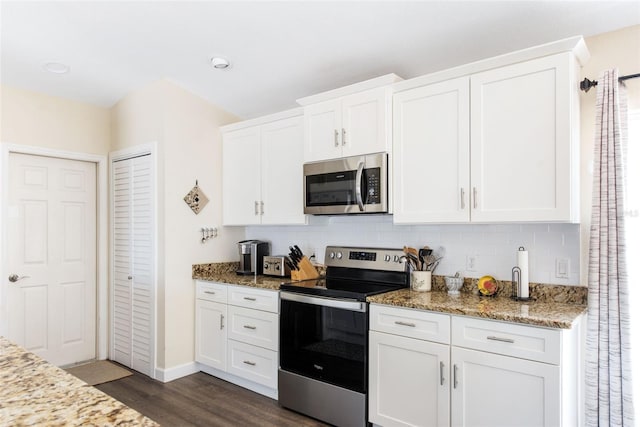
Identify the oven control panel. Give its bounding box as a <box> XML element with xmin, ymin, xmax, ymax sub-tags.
<box><xmin>325</xmin><ymin>246</ymin><xmax>406</xmax><ymax>272</ymax></box>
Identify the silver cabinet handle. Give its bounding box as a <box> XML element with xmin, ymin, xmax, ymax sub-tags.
<box><xmin>334</xmin><ymin>129</ymin><xmax>339</xmax><ymax>147</ymax></box>
<box><xmin>243</xmin><ymin>296</ymin><xmax>257</xmax><ymax>301</ymax></box>
<box><xmin>440</xmin><ymin>361</ymin><xmax>445</xmax><ymax>386</ymax></box>
<box><xmin>220</xmin><ymin>314</ymin><xmax>225</xmax><ymax>330</ymax></box>
<box><xmin>128</xmin><ymin>275</ymin><xmax>133</xmax><ymax>280</ymax></box>
<box><xmin>342</xmin><ymin>128</ymin><xmax>346</xmax><ymax>146</ymax></box>
<box><xmin>204</xmin><ymin>291</ymin><xmax>216</xmax><ymax>295</ymax></box>
<box><xmin>394</xmin><ymin>321</ymin><xmax>416</xmax><ymax>327</ymax></box>
<box><xmin>8</xmin><ymin>274</ymin><xmax>30</xmax><ymax>283</ymax></box>
<box><xmin>254</xmin><ymin>201</ymin><xmax>259</xmax><ymax>215</ymax></box>
<box><xmin>487</xmin><ymin>336</ymin><xmax>515</xmax><ymax>343</ymax></box>
<box><xmin>243</xmin><ymin>325</ymin><xmax>257</xmax><ymax>330</ymax></box>
<box><xmin>454</xmin><ymin>364</ymin><xmax>459</xmax><ymax>389</ymax></box>
<box><xmin>243</xmin><ymin>360</ymin><xmax>256</xmax><ymax>366</ymax></box>
<box><xmin>260</xmin><ymin>201</ymin><xmax>264</xmax><ymax>216</ymax></box>
<box><xmin>473</xmin><ymin>187</ymin><xmax>478</xmax><ymax>209</ymax></box>
<box><xmin>460</xmin><ymin>188</ymin><xmax>465</xmax><ymax>209</ymax></box>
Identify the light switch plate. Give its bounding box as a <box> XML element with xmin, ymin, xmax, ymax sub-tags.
<box><xmin>555</xmin><ymin>258</ymin><xmax>570</xmax><ymax>279</ymax></box>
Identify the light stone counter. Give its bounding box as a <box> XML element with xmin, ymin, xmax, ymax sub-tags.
<box><xmin>367</xmin><ymin>289</ymin><xmax>586</xmax><ymax>329</ymax></box>
<box><xmin>0</xmin><ymin>336</ymin><xmax>158</xmax><ymax>426</ymax></box>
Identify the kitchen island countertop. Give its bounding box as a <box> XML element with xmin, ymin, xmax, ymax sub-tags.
<box><xmin>367</xmin><ymin>289</ymin><xmax>587</xmax><ymax>329</ymax></box>
<box><xmin>0</xmin><ymin>336</ymin><xmax>158</xmax><ymax>426</ymax></box>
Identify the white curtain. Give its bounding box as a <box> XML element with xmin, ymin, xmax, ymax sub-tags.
<box><xmin>585</xmin><ymin>69</ymin><xmax>635</xmax><ymax>426</ymax></box>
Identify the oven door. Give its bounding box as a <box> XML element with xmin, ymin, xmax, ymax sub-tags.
<box><xmin>303</xmin><ymin>153</ymin><xmax>387</xmax><ymax>215</ymax></box>
<box><xmin>279</xmin><ymin>292</ymin><xmax>368</xmax><ymax>393</ymax></box>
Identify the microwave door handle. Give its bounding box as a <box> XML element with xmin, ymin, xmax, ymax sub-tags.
<box><xmin>355</xmin><ymin>161</ymin><xmax>365</xmax><ymax>211</ymax></box>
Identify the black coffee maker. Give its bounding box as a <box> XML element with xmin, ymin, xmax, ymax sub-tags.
<box><xmin>237</xmin><ymin>240</ymin><xmax>270</xmax><ymax>275</ymax></box>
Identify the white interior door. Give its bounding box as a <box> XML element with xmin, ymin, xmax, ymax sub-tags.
<box><xmin>111</xmin><ymin>153</ymin><xmax>155</xmax><ymax>377</ymax></box>
<box><xmin>7</xmin><ymin>153</ymin><xmax>97</xmax><ymax>366</ymax></box>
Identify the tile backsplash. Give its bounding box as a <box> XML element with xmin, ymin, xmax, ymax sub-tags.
<box><xmin>245</xmin><ymin>215</ymin><xmax>581</xmax><ymax>285</ymax></box>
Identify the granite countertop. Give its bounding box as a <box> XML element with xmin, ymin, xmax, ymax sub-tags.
<box><xmin>0</xmin><ymin>336</ymin><xmax>158</xmax><ymax>426</ymax></box>
<box><xmin>368</xmin><ymin>289</ymin><xmax>587</xmax><ymax>329</ymax></box>
<box><xmin>192</xmin><ymin>261</ymin><xmax>321</xmax><ymax>291</ymax></box>
<box><xmin>193</xmin><ymin>262</ymin><xmax>587</xmax><ymax>329</ymax></box>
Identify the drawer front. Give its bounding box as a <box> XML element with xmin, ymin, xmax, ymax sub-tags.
<box><xmin>228</xmin><ymin>305</ymin><xmax>279</xmax><ymax>351</ymax></box>
<box><xmin>451</xmin><ymin>316</ymin><xmax>561</xmax><ymax>364</ymax></box>
<box><xmin>227</xmin><ymin>339</ymin><xmax>278</xmax><ymax>388</ymax></box>
<box><xmin>370</xmin><ymin>304</ymin><xmax>450</xmax><ymax>344</ymax></box>
<box><xmin>228</xmin><ymin>285</ymin><xmax>279</xmax><ymax>313</ymax></box>
<box><xmin>196</xmin><ymin>281</ymin><xmax>228</xmax><ymax>303</ymax></box>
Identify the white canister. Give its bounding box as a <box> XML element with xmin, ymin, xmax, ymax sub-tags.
<box><xmin>411</xmin><ymin>271</ymin><xmax>432</xmax><ymax>292</ymax></box>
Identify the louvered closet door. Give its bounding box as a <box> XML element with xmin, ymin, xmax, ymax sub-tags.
<box><xmin>112</xmin><ymin>154</ymin><xmax>154</xmax><ymax>377</ymax></box>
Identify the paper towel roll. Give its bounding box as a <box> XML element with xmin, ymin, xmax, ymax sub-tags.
<box><xmin>517</xmin><ymin>247</ymin><xmax>529</xmax><ymax>299</ymax></box>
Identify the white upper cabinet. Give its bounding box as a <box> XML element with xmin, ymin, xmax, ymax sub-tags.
<box><xmin>470</xmin><ymin>52</ymin><xmax>579</xmax><ymax>222</ymax></box>
<box><xmin>260</xmin><ymin>116</ymin><xmax>307</xmax><ymax>224</ymax></box>
<box><xmin>304</xmin><ymin>87</ymin><xmax>391</xmax><ymax>162</ymax></box>
<box><xmin>222</xmin><ymin>111</ymin><xmax>307</xmax><ymax>226</ymax></box>
<box><xmin>222</xmin><ymin>127</ymin><xmax>262</xmax><ymax>225</ymax></box>
<box><xmin>299</xmin><ymin>74</ymin><xmax>402</xmax><ymax>162</ymax></box>
<box><xmin>393</xmin><ymin>44</ymin><xmax>585</xmax><ymax>224</ymax></box>
<box><xmin>393</xmin><ymin>77</ymin><xmax>470</xmax><ymax>223</ymax></box>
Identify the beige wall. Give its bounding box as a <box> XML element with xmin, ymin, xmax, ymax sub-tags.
<box><xmin>579</xmin><ymin>25</ymin><xmax>640</xmax><ymax>283</ymax></box>
<box><xmin>0</xmin><ymin>85</ymin><xmax>111</xmax><ymax>155</ymax></box>
<box><xmin>111</xmin><ymin>79</ymin><xmax>243</xmax><ymax>371</ymax></box>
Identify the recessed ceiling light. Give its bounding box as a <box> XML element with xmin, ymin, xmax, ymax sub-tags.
<box><xmin>210</xmin><ymin>57</ymin><xmax>230</xmax><ymax>70</ymax></box>
<box><xmin>43</xmin><ymin>61</ymin><xmax>70</xmax><ymax>74</ymax></box>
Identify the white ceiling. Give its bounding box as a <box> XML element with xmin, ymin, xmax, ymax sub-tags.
<box><xmin>2</xmin><ymin>1</ymin><xmax>639</xmax><ymax>119</ymax></box>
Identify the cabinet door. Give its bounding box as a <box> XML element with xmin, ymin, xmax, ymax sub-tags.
<box><xmin>303</xmin><ymin>99</ymin><xmax>342</xmax><ymax>162</ymax></box>
<box><xmin>451</xmin><ymin>347</ymin><xmax>560</xmax><ymax>427</ymax></box>
<box><xmin>260</xmin><ymin>116</ymin><xmax>307</xmax><ymax>225</ymax></box>
<box><xmin>222</xmin><ymin>127</ymin><xmax>261</xmax><ymax>225</ymax></box>
<box><xmin>393</xmin><ymin>77</ymin><xmax>470</xmax><ymax>223</ymax></box>
<box><xmin>470</xmin><ymin>53</ymin><xmax>575</xmax><ymax>222</ymax></box>
<box><xmin>369</xmin><ymin>331</ymin><xmax>450</xmax><ymax>427</ymax></box>
<box><xmin>195</xmin><ymin>300</ymin><xmax>227</xmax><ymax>371</ymax></box>
<box><xmin>342</xmin><ymin>87</ymin><xmax>390</xmax><ymax>158</ymax></box>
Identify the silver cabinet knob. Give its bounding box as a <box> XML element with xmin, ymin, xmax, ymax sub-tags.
<box><xmin>128</xmin><ymin>275</ymin><xmax>133</xmax><ymax>280</ymax></box>
<box><xmin>8</xmin><ymin>274</ymin><xmax>30</xmax><ymax>283</ymax></box>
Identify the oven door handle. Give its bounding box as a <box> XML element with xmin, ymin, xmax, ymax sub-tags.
<box><xmin>280</xmin><ymin>292</ymin><xmax>366</xmax><ymax>312</ymax></box>
<box><xmin>355</xmin><ymin>161</ymin><xmax>365</xmax><ymax>212</ymax></box>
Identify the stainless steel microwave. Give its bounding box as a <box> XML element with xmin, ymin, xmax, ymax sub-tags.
<box><xmin>303</xmin><ymin>153</ymin><xmax>388</xmax><ymax>215</ymax></box>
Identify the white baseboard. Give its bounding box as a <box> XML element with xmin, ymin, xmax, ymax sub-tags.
<box><xmin>155</xmin><ymin>361</ymin><xmax>199</xmax><ymax>383</ymax></box>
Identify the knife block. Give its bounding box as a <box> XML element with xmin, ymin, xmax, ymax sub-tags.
<box><xmin>291</xmin><ymin>256</ymin><xmax>320</xmax><ymax>281</ymax></box>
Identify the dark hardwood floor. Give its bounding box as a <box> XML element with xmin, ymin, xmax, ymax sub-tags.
<box><xmin>95</xmin><ymin>369</ymin><xmax>328</xmax><ymax>427</ymax></box>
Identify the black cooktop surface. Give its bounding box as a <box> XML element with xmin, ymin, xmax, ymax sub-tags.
<box><xmin>280</xmin><ymin>277</ymin><xmax>406</xmax><ymax>301</ymax></box>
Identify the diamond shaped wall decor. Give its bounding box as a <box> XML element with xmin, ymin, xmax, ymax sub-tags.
<box><xmin>184</xmin><ymin>181</ymin><xmax>209</xmax><ymax>214</ymax></box>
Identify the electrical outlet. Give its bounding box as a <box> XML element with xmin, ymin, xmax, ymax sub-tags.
<box><xmin>556</xmin><ymin>258</ymin><xmax>570</xmax><ymax>279</ymax></box>
<box><xmin>466</xmin><ymin>255</ymin><xmax>478</xmax><ymax>272</ymax></box>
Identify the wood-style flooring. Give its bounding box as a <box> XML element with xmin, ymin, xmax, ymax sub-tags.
<box><xmin>95</xmin><ymin>369</ymin><xmax>328</xmax><ymax>427</ymax></box>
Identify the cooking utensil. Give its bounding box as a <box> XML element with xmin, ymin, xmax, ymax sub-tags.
<box><xmin>418</xmin><ymin>248</ymin><xmax>432</xmax><ymax>271</ymax></box>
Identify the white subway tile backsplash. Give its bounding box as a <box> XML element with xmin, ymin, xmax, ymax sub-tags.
<box><xmin>245</xmin><ymin>217</ymin><xmax>581</xmax><ymax>285</ymax></box>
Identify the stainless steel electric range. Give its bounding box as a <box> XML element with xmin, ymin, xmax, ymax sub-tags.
<box><xmin>278</xmin><ymin>246</ymin><xmax>409</xmax><ymax>427</ymax></box>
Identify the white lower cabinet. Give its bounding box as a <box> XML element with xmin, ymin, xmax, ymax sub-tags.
<box><xmin>370</xmin><ymin>330</ymin><xmax>450</xmax><ymax>427</ymax></box>
<box><xmin>450</xmin><ymin>347</ymin><xmax>560</xmax><ymax>427</ymax></box>
<box><xmin>369</xmin><ymin>304</ymin><xmax>584</xmax><ymax>427</ymax></box>
<box><xmin>195</xmin><ymin>299</ymin><xmax>227</xmax><ymax>370</ymax></box>
<box><xmin>195</xmin><ymin>281</ymin><xmax>279</xmax><ymax>399</ymax></box>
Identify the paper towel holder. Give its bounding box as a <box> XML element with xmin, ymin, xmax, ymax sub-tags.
<box><xmin>511</xmin><ymin>266</ymin><xmax>533</xmax><ymax>301</ymax></box>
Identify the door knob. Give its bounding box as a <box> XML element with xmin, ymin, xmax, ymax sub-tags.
<box><xmin>8</xmin><ymin>274</ymin><xmax>30</xmax><ymax>283</ymax></box>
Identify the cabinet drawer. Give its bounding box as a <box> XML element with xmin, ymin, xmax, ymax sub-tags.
<box><xmin>451</xmin><ymin>316</ymin><xmax>561</xmax><ymax>364</ymax></box>
<box><xmin>196</xmin><ymin>281</ymin><xmax>228</xmax><ymax>303</ymax></box>
<box><xmin>228</xmin><ymin>305</ymin><xmax>279</xmax><ymax>351</ymax></box>
<box><xmin>370</xmin><ymin>304</ymin><xmax>450</xmax><ymax>344</ymax></box>
<box><xmin>228</xmin><ymin>285</ymin><xmax>279</xmax><ymax>313</ymax></box>
<box><xmin>227</xmin><ymin>339</ymin><xmax>278</xmax><ymax>389</ymax></box>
